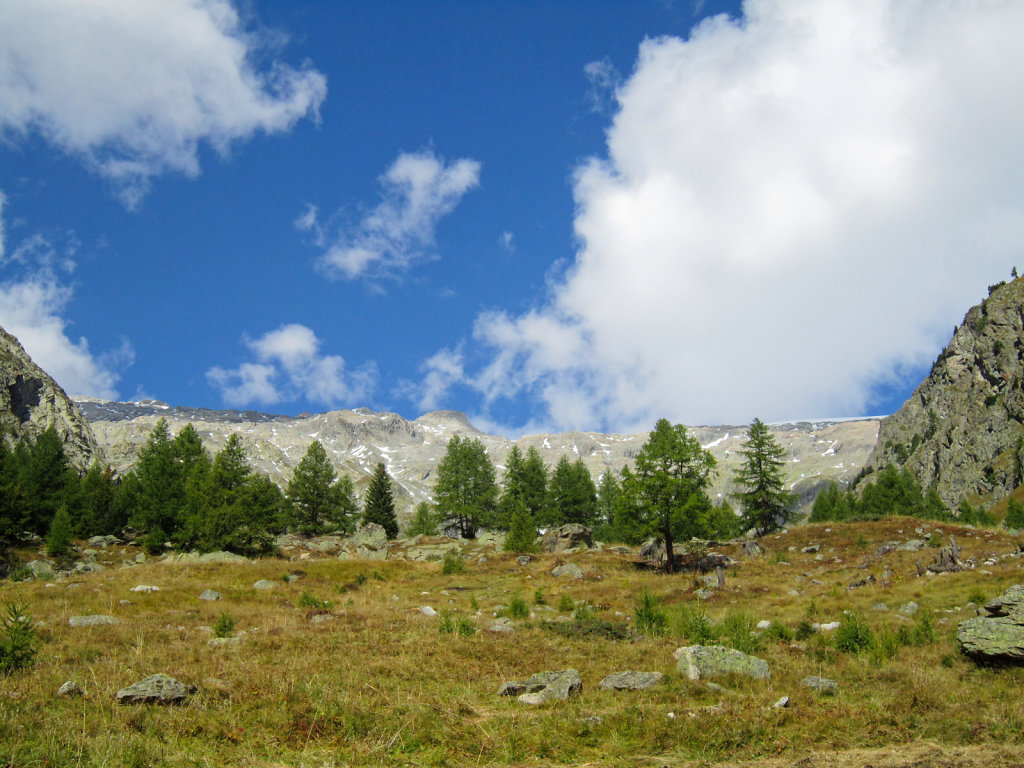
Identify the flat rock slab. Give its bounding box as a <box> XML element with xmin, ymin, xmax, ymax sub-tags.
<box><xmin>985</xmin><ymin>585</ymin><xmax>1024</xmax><ymax>617</ymax></box>
<box><xmin>957</xmin><ymin>616</ymin><xmax>1024</xmax><ymax>662</ymax></box>
<box><xmin>551</xmin><ymin>563</ymin><xmax>583</xmax><ymax>580</ymax></box>
<box><xmin>198</xmin><ymin>589</ymin><xmax>222</xmax><ymax>601</ymax></box>
<box><xmin>253</xmin><ymin>579</ymin><xmax>278</xmax><ymax>590</ymax></box>
<box><xmin>498</xmin><ymin>669</ymin><xmax>582</xmax><ymax>703</ymax></box>
<box><xmin>116</xmin><ymin>674</ymin><xmax>197</xmax><ymax>705</ymax></box>
<box><xmin>68</xmin><ymin>615</ymin><xmax>118</xmax><ymax>627</ymax></box>
<box><xmin>598</xmin><ymin>671</ymin><xmax>664</xmax><ymax>691</ymax></box>
<box><xmin>800</xmin><ymin>676</ymin><xmax>838</xmax><ymax>695</ymax></box>
<box><xmin>674</xmin><ymin>645</ymin><xmax>770</xmax><ymax>681</ymax></box>
<box><xmin>198</xmin><ymin>551</ymin><xmax>248</xmax><ymax>564</ymax></box>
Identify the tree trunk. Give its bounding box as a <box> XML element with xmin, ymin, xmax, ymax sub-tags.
<box><xmin>664</xmin><ymin>524</ymin><xmax>675</xmax><ymax>574</ymax></box>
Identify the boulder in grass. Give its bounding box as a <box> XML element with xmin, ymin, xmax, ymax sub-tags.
<box><xmin>674</xmin><ymin>645</ymin><xmax>770</xmax><ymax>681</ymax></box>
<box><xmin>68</xmin><ymin>615</ymin><xmax>118</xmax><ymax>627</ymax></box>
<box><xmin>116</xmin><ymin>674</ymin><xmax>197</xmax><ymax>705</ymax></box>
<box><xmin>800</xmin><ymin>676</ymin><xmax>838</xmax><ymax>695</ymax></box>
<box><xmin>550</xmin><ymin>563</ymin><xmax>583</xmax><ymax>580</ymax></box>
<box><xmin>598</xmin><ymin>671</ymin><xmax>664</xmax><ymax>691</ymax></box>
<box><xmin>958</xmin><ymin>585</ymin><xmax>1024</xmax><ymax>665</ymax></box>
<box><xmin>540</xmin><ymin>524</ymin><xmax>593</xmax><ymax>553</ymax></box>
<box><xmin>198</xmin><ymin>589</ymin><xmax>222</xmax><ymax>601</ymax></box>
<box><xmin>498</xmin><ymin>669</ymin><xmax>582</xmax><ymax>703</ymax></box>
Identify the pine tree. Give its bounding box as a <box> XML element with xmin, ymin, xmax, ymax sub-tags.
<box><xmin>198</xmin><ymin>434</ymin><xmax>277</xmax><ymax>555</ymax></box>
<box><xmin>406</xmin><ymin>501</ymin><xmax>440</xmax><ymax>537</ymax></box>
<box><xmin>521</xmin><ymin>446</ymin><xmax>548</xmax><ymax>522</ymax></box>
<box><xmin>77</xmin><ymin>463</ymin><xmax>119</xmax><ymax>537</ymax></box>
<box><xmin>19</xmin><ymin>427</ymin><xmax>73</xmax><ymax>535</ymax></box>
<box><xmin>287</xmin><ymin>440</ymin><xmax>356</xmax><ymax>535</ymax></box>
<box><xmin>620</xmin><ymin>419</ymin><xmax>717</xmax><ymax>573</ymax></box>
<box><xmin>546</xmin><ymin>456</ymin><xmax>597</xmax><ymax>527</ymax></box>
<box><xmin>362</xmin><ymin>462</ymin><xmax>398</xmax><ymax>539</ymax></box>
<box><xmin>434</xmin><ymin>436</ymin><xmax>498</xmax><ymax>538</ymax></box>
<box><xmin>733</xmin><ymin>418</ymin><xmax>794</xmax><ymax>536</ymax></box>
<box><xmin>496</xmin><ymin>444</ymin><xmax>526</xmax><ymax>531</ymax></box>
<box><xmin>503</xmin><ymin>497</ymin><xmax>537</xmax><ymax>552</ymax></box>
<box><xmin>131</xmin><ymin>419</ymin><xmax>181</xmax><ymax>549</ymax></box>
<box><xmin>46</xmin><ymin>506</ymin><xmax>74</xmax><ymax>560</ymax></box>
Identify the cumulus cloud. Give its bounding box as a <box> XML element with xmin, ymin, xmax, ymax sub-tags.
<box><xmin>459</xmin><ymin>0</ymin><xmax>1024</xmax><ymax>433</ymax></box>
<box><xmin>207</xmin><ymin>323</ymin><xmax>377</xmax><ymax>408</ymax></box>
<box><xmin>299</xmin><ymin>150</ymin><xmax>481</xmax><ymax>280</ymax></box>
<box><xmin>395</xmin><ymin>347</ymin><xmax>465</xmax><ymax>414</ymax></box>
<box><xmin>0</xmin><ymin>0</ymin><xmax>326</xmax><ymax>207</ymax></box>
<box><xmin>0</xmin><ymin>197</ymin><xmax>129</xmax><ymax>398</ymax></box>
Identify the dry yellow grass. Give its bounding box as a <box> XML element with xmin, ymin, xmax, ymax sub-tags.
<box><xmin>2</xmin><ymin>519</ymin><xmax>1024</xmax><ymax>767</ymax></box>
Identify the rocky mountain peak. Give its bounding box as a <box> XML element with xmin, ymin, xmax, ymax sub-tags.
<box><xmin>0</xmin><ymin>325</ymin><xmax>102</xmax><ymax>470</ymax></box>
<box><xmin>862</xmin><ymin>277</ymin><xmax>1024</xmax><ymax>507</ymax></box>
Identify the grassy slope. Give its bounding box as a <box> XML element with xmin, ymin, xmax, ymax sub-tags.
<box><xmin>2</xmin><ymin>520</ymin><xmax>1024</xmax><ymax>767</ymax></box>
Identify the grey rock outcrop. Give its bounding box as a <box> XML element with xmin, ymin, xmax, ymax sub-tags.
<box><xmin>540</xmin><ymin>524</ymin><xmax>593</xmax><ymax>553</ymax></box>
<box><xmin>68</xmin><ymin>615</ymin><xmax>118</xmax><ymax>627</ymax></box>
<box><xmin>800</xmin><ymin>676</ymin><xmax>838</xmax><ymax>695</ymax></box>
<box><xmin>862</xmin><ymin>277</ymin><xmax>1024</xmax><ymax>508</ymax></box>
<box><xmin>674</xmin><ymin>645</ymin><xmax>770</xmax><ymax>681</ymax></box>
<box><xmin>498</xmin><ymin>669</ymin><xmax>582</xmax><ymax>704</ymax></box>
<box><xmin>57</xmin><ymin>681</ymin><xmax>84</xmax><ymax>697</ymax></box>
<box><xmin>957</xmin><ymin>584</ymin><xmax>1024</xmax><ymax>663</ymax></box>
<box><xmin>551</xmin><ymin>563</ymin><xmax>583</xmax><ymax>580</ymax></box>
<box><xmin>598</xmin><ymin>671</ymin><xmax>664</xmax><ymax>691</ymax></box>
<box><xmin>0</xmin><ymin>325</ymin><xmax>101</xmax><ymax>470</ymax></box>
<box><xmin>115</xmin><ymin>674</ymin><xmax>196</xmax><ymax>705</ymax></box>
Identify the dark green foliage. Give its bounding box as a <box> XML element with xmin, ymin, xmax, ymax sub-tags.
<box><xmin>619</xmin><ymin>419</ymin><xmax>717</xmax><ymax>572</ymax></box>
<box><xmin>541</xmin><ymin>617</ymin><xmax>631</xmax><ymax>641</ymax></box>
<box><xmin>76</xmin><ymin>464</ymin><xmax>121</xmax><ymax>537</ymax></box>
<box><xmin>0</xmin><ymin>603</ymin><xmax>37</xmax><ymax>674</ymax></box>
<box><xmin>834</xmin><ymin>612</ymin><xmax>875</xmax><ymax>654</ymax></box>
<box><xmin>503</xmin><ymin>497</ymin><xmax>537</xmax><ymax>552</ymax></box>
<box><xmin>733</xmin><ymin>418</ymin><xmax>794</xmax><ymax>536</ymax></box>
<box><xmin>1005</xmin><ymin>498</ymin><xmax>1024</xmax><ymax>529</ymax></box>
<box><xmin>438</xmin><ymin>611</ymin><xmax>476</xmax><ymax>637</ymax></box>
<box><xmin>705</xmin><ymin>500</ymin><xmax>742</xmax><ymax>540</ymax></box>
<box><xmin>441</xmin><ymin>549</ymin><xmax>466</xmax><ymax>575</ymax></box>
<box><xmin>958</xmin><ymin>500</ymin><xmax>995</xmax><ymax>527</ymax></box>
<box><xmin>545</xmin><ymin>456</ymin><xmax>597</xmax><ymax>528</ymax></box>
<box><xmin>362</xmin><ymin>462</ymin><xmax>398</xmax><ymax>539</ymax></box>
<box><xmin>15</xmin><ymin>428</ymin><xmax>76</xmax><ymax>537</ymax></box>
<box><xmin>434</xmin><ymin>436</ymin><xmax>497</xmax><ymax>538</ymax></box>
<box><xmin>287</xmin><ymin>441</ymin><xmax>357</xmax><ymax>535</ymax></box>
<box><xmin>213</xmin><ymin>612</ymin><xmax>235</xmax><ymax>638</ymax></box>
<box><xmin>507</xmin><ymin>595</ymin><xmax>530</xmax><ymax>620</ymax></box>
<box><xmin>633</xmin><ymin>591</ymin><xmax>668</xmax><ymax>637</ymax></box>
<box><xmin>406</xmin><ymin>501</ymin><xmax>441</xmax><ymax>537</ymax></box>
<box><xmin>45</xmin><ymin>506</ymin><xmax>73</xmax><ymax>559</ymax></box>
<box><xmin>811</xmin><ymin>465</ymin><xmax>953</xmax><ymax>523</ymax></box>
<box><xmin>988</xmin><ymin>280</ymin><xmax>1006</xmax><ymax>296</ymax></box>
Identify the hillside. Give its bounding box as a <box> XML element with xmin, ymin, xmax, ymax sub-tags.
<box><xmin>863</xmin><ymin>277</ymin><xmax>1024</xmax><ymax>509</ymax></box>
<box><xmin>76</xmin><ymin>397</ymin><xmax>879</xmax><ymax>519</ymax></box>
<box><xmin>0</xmin><ymin>325</ymin><xmax>101</xmax><ymax>470</ymax></box>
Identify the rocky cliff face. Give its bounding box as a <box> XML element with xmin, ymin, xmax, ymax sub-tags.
<box><xmin>863</xmin><ymin>277</ymin><xmax>1024</xmax><ymax>508</ymax></box>
<box><xmin>0</xmin><ymin>326</ymin><xmax>102</xmax><ymax>470</ymax></box>
<box><xmin>78</xmin><ymin>397</ymin><xmax>878</xmax><ymax>520</ymax></box>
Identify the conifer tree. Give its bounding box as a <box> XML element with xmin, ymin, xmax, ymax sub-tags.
<box><xmin>19</xmin><ymin>427</ymin><xmax>73</xmax><ymax>535</ymax></box>
<box><xmin>434</xmin><ymin>436</ymin><xmax>498</xmax><ymax>538</ymax></box>
<box><xmin>546</xmin><ymin>456</ymin><xmax>597</xmax><ymax>527</ymax></box>
<box><xmin>521</xmin><ymin>446</ymin><xmax>548</xmax><ymax>522</ymax></box>
<box><xmin>46</xmin><ymin>506</ymin><xmax>73</xmax><ymax>560</ymax></box>
<box><xmin>362</xmin><ymin>462</ymin><xmax>398</xmax><ymax>539</ymax></box>
<box><xmin>77</xmin><ymin>463</ymin><xmax>119</xmax><ymax>537</ymax></box>
<box><xmin>287</xmin><ymin>440</ymin><xmax>356</xmax><ymax>535</ymax></box>
<box><xmin>198</xmin><ymin>434</ymin><xmax>277</xmax><ymax>555</ymax></box>
<box><xmin>503</xmin><ymin>497</ymin><xmax>538</xmax><ymax>553</ymax></box>
<box><xmin>733</xmin><ymin>418</ymin><xmax>794</xmax><ymax>536</ymax></box>
<box><xmin>620</xmin><ymin>419</ymin><xmax>717</xmax><ymax>572</ymax></box>
<box><xmin>406</xmin><ymin>501</ymin><xmax>440</xmax><ymax>537</ymax></box>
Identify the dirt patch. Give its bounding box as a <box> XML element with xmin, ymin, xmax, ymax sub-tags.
<box><xmin>656</xmin><ymin>742</ymin><xmax>1024</xmax><ymax>768</ymax></box>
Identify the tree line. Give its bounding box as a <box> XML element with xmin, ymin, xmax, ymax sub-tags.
<box><xmin>2</xmin><ymin>415</ymin><xmax>797</xmax><ymax>574</ymax></box>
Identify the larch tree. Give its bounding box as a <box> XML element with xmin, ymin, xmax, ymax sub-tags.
<box><xmin>362</xmin><ymin>461</ymin><xmax>398</xmax><ymax>539</ymax></box>
<box><xmin>434</xmin><ymin>435</ymin><xmax>498</xmax><ymax>539</ymax></box>
<box><xmin>733</xmin><ymin>418</ymin><xmax>794</xmax><ymax>536</ymax></box>
<box><xmin>287</xmin><ymin>440</ymin><xmax>357</xmax><ymax>535</ymax></box>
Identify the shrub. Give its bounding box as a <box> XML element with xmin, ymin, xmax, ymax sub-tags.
<box><xmin>912</xmin><ymin>610</ymin><xmax>937</xmax><ymax>645</ymax></box>
<box><xmin>0</xmin><ymin>603</ymin><xmax>37</xmax><ymax>674</ymax></box>
<box><xmin>795</xmin><ymin>620</ymin><xmax>815</xmax><ymax>641</ymax></box>
<box><xmin>721</xmin><ymin>610</ymin><xmax>761</xmax><ymax>654</ymax></box>
<box><xmin>213</xmin><ymin>612</ymin><xmax>235</xmax><ymax>638</ymax></box>
<box><xmin>507</xmin><ymin>595</ymin><xmax>530</xmax><ymax>620</ymax></box>
<box><xmin>441</xmin><ymin>550</ymin><xmax>466</xmax><ymax>575</ymax></box>
<box><xmin>46</xmin><ymin>507</ymin><xmax>74</xmax><ymax>559</ymax></box>
<box><xmin>541</xmin><ymin>618</ymin><xmax>631</xmax><ymax>641</ymax></box>
<box><xmin>572</xmin><ymin>603</ymin><xmax>596</xmax><ymax>622</ymax></box>
<box><xmin>674</xmin><ymin>605</ymin><xmax>717</xmax><ymax>645</ymax></box>
<box><xmin>834</xmin><ymin>612</ymin><xmax>875</xmax><ymax>654</ymax></box>
<box><xmin>439</xmin><ymin>611</ymin><xmax>476</xmax><ymax>637</ymax></box>
<box><xmin>533</xmin><ymin>588</ymin><xmax>546</xmax><ymax>605</ymax></box>
<box><xmin>297</xmin><ymin>591</ymin><xmax>333</xmax><ymax>612</ymax></box>
<box><xmin>633</xmin><ymin>591</ymin><xmax>668</xmax><ymax>637</ymax></box>
<box><xmin>557</xmin><ymin>593</ymin><xmax>575</xmax><ymax>612</ymax></box>
<box><xmin>766</xmin><ymin>621</ymin><xmax>794</xmax><ymax>643</ymax></box>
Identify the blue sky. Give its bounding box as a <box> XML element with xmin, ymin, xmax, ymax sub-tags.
<box><xmin>2</xmin><ymin>1</ymin><xmax>1023</xmax><ymax>436</ymax></box>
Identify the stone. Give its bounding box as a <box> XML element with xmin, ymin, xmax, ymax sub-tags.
<box><xmin>57</xmin><ymin>680</ymin><xmax>84</xmax><ymax>697</ymax></box>
<box><xmin>356</xmin><ymin>546</ymin><xmax>388</xmax><ymax>561</ymax></box>
<box><xmin>957</xmin><ymin>586</ymin><xmax>1024</xmax><ymax>664</ymax></box>
<box><xmin>489</xmin><ymin>619</ymin><xmax>514</xmax><ymax>633</ymax></box>
<box><xmin>499</xmin><ymin>669</ymin><xmax>582</xmax><ymax>703</ymax></box>
<box><xmin>115</xmin><ymin>674</ymin><xmax>197</xmax><ymax>705</ymax></box>
<box><xmin>87</xmin><ymin>535</ymin><xmax>121</xmax><ymax>548</ymax></box>
<box><xmin>984</xmin><ymin>585</ymin><xmax>1024</xmax><ymax>616</ymax></box>
<box><xmin>73</xmin><ymin>561</ymin><xmax>107</xmax><ymax>574</ymax></box>
<box><xmin>800</xmin><ymin>676</ymin><xmax>838</xmax><ymax>695</ymax></box>
<box><xmin>674</xmin><ymin>645</ymin><xmax>770</xmax><ymax>681</ymax></box>
<box><xmin>741</xmin><ymin>540</ymin><xmax>764</xmax><ymax>558</ymax></box>
<box><xmin>419</xmin><ymin>606</ymin><xmax>438</xmax><ymax>617</ymax></box>
<box><xmin>872</xmin><ymin>603</ymin><xmax>890</xmax><ymax>612</ymax></box>
<box><xmin>516</xmin><ymin>555</ymin><xmax>532</xmax><ymax>566</ymax></box>
<box><xmin>135</xmin><ymin>553</ymin><xmax>146</xmax><ymax>564</ymax></box>
<box><xmin>802</xmin><ymin>544</ymin><xmax>820</xmax><ymax>554</ymax></box>
<box><xmin>898</xmin><ymin>539</ymin><xmax>925</xmax><ymax>551</ymax></box>
<box><xmin>208</xmin><ymin>637</ymin><xmax>242</xmax><ymax>648</ymax></box>
<box><xmin>898</xmin><ymin>601</ymin><xmax>919</xmax><ymax>616</ymax></box>
<box><xmin>253</xmin><ymin>579</ymin><xmax>278</xmax><ymax>590</ymax></box>
<box><xmin>310</xmin><ymin>613</ymin><xmax>335</xmax><ymax>624</ymax></box>
<box><xmin>351</xmin><ymin>523</ymin><xmax>388</xmax><ymax>551</ymax></box>
<box><xmin>597</xmin><ymin>671</ymin><xmax>664</xmax><ymax>691</ymax></box>
<box><xmin>773</xmin><ymin>696</ymin><xmax>790</xmax><ymax>709</ymax></box>
<box><xmin>756</xmin><ymin>620</ymin><xmax>771</xmax><ymax>630</ymax></box>
<box><xmin>198</xmin><ymin>589</ymin><xmax>222</xmax><ymax>601</ymax></box>
<box><xmin>695</xmin><ymin>589</ymin><xmax>714</xmax><ymax>600</ymax></box>
<box><xmin>25</xmin><ymin>560</ymin><xmax>54</xmax><ymax>579</ymax></box>
<box><xmin>130</xmin><ymin>585</ymin><xmax>159</xmax><ymax>593</ymax></box>
<box><xmin>68</xmin><ymin>614</ymin><xmax>118</xmax><ymax>627</ymax></box>
<box><xmin>551</xmin><ymin>563</ymin><xmax>583</xmax><ymax>580</ymax></box>
<box><xmin>540</xmin><ymin>524</ymin><xmax>594</xmax><ymax>554</ymax></box>
<box><xmin>198</xmin><ymin>551</ymin><xmax>248</xmax><ymax>564</ymax></box>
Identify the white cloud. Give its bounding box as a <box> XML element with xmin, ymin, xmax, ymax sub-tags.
<box><xmin>0</xmin><ymin>0</ymin><xmax>326</xmax><ymax>207</ymax></box>
<box><xmin>396</xmin><ymin>346</ymin><xmax>465</xmax><ymax>414</ymax></box>
<box><xmin>300</xmin><ymin>150</ymin><xmax>481</xmax><ymax>280</ymax></box>
<box><xmin>206</xmin><ymin>323</ymin><xmax>377</xmax><ymax>408</ymax></box>
<box><xmin>499</xmin><ymin>231</ymin><xmax>515</xmax><ymax>253</ymax></box>
<box><xmin>0</xmin><ymin>198</ymin><xmax>128</xmax><ymax>398</ymax></box>
<box><xmin>460</xmin><ymin>0</ymin><xmax>1024</xmax><ymax>433</ymax></box>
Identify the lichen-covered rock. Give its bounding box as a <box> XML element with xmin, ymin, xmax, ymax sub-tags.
<box><xmin>498</xmin><ymin>669</ymin><xmax>582</xmax><ymax>703</ymax></box>
<box><xmin>957</xmin><ymin>616</ymin><xmax>1024</xmax><ymax>662</ymax></box>
<box><xmin>57</xmin><ymin>681</ymin><xmax>84</xmax><ymax>697</ymax></box>
<box><xmin>68</xmin><ymin>615</ymin><xmax>118</xmax><ymax>627</ymax></box>
<box><xmin>550</xmin><ymin>562</ymin><xmax>583</xmax><ymax>580</ymax></box>
<box><xmin>598</xmin><ymin>671</ymin><xmax>664</xmax><ymax>691</ymax></box>
<box><xmin>197</xmin><ymin>551</ymin><xmax>248</xmax><ymax>564</ymax></box>
<box><xmin>0</xmin><ymin>325</ymin><xmax>101</xmax><ymax>471</ymax></box>
<box><xmin>351</xmin><ymin>523</ymin><xmax>388</xmax><ymax>551</ymax></box>
<box><xmin>252</xmin><ymin>579</ymin><xmax>277</xmax><ymax>590</ymax></box>
<box><xmin>862</xmin><ymin>277</ymin><xmax>1024</xmax><ymax>508</ymax></box>
<box><xmin>540</xmin><ymin>524</ymin><xmax>593</xmax><ymax>553</ymax></box>
<box><xmin>674</xmin><ymin>645</ymin><xmax>770</xmax><ymax>681</ymax></box>
<box><xmin>115</xmin><ymin>674</ymin><xmax>196</xmax><ymax>705</ymax></box>
<box><xmin>800</xmin><ymin>676</ymin><xmax>838</xmax><ymax>695</ymax></box>
<box><xmin>984</xmin><ymin>585</ymin><xmax>1024</xmax><ymax>617</ymax></box>
<box><xmin>198</xmin><ymin>589</ymin><xmax>222</xmax><ymax>601</ymax></box>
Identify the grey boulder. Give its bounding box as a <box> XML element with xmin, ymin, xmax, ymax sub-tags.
<box><xmin>674</xmin><ymin>645</ymin><xmax>770</xmax><ymax>681</ymax></box>
<box><xmin>498</xmin><ymin>669</ymin><xmax>582</xmax><ymax>703</ymax></box>
<box><xmin>598</xmin><ymin>671</ymin><xmax>664</xmax><ymax>691</ymax></box>
<box><xmin>116</xmin><ymin>674</ymin><xmax>197</xmax><ymax>705</ymax></box>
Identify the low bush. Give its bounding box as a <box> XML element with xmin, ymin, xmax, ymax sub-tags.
<box><xmin>633</xmin><ymin>591</ymin><xmax>668</xmax><ymax>637</ymax></box>
<box><xmin>441</xmin><ymin>550</ymin><xmax>466</xmax><ymax>575</ymax></box>
<box><xmin>0</xmin><ymin>603</ymin><xmax>37</xmax><ymax>674</ymax></box>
